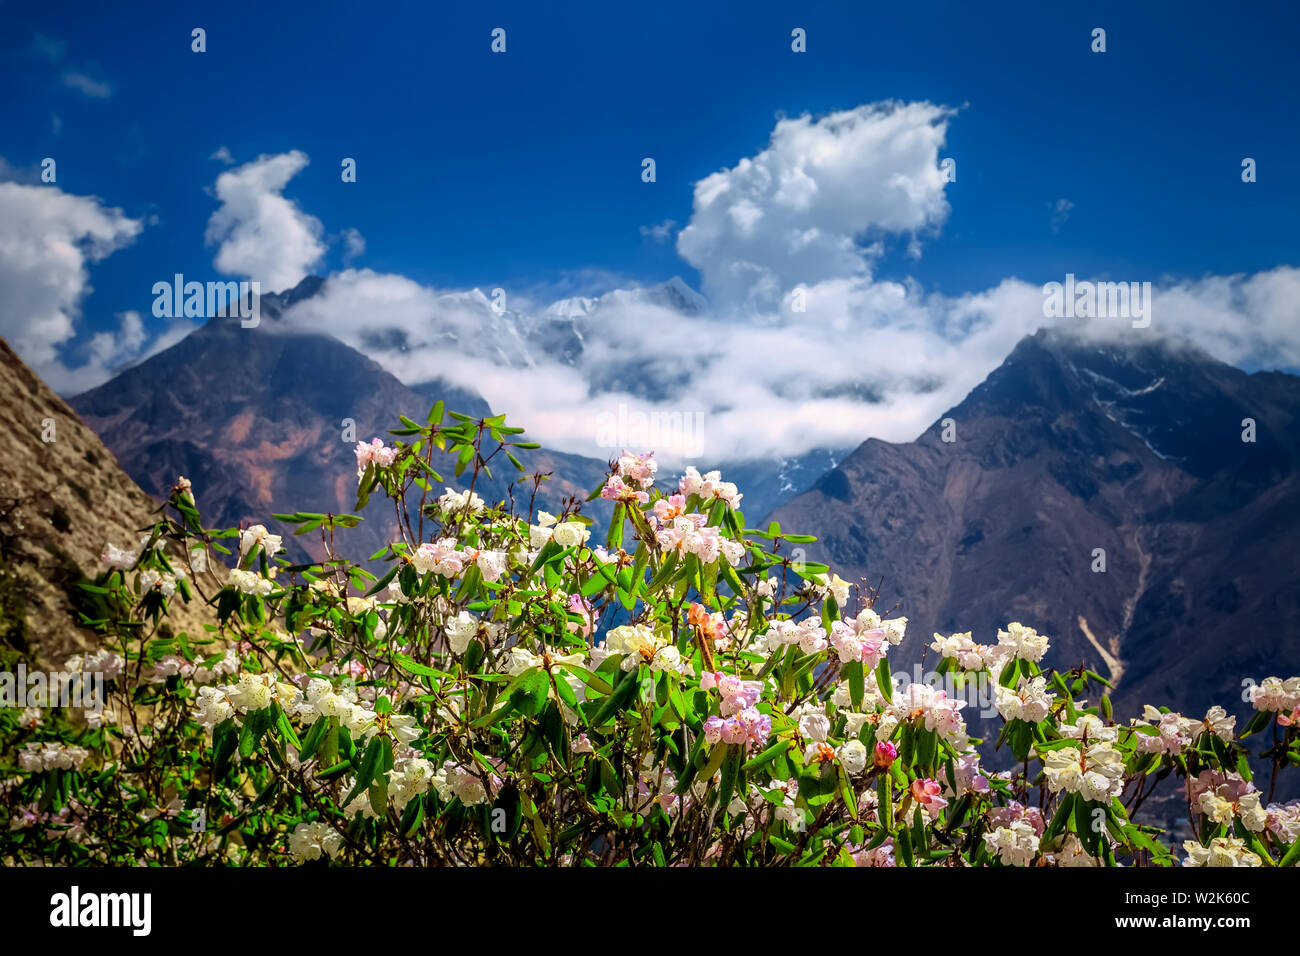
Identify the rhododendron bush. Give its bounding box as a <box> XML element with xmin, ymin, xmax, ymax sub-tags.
<box><xmin>3</xmin><ymin>403</ymin><xmax>1298</xmax><ymax>868</ymax></box>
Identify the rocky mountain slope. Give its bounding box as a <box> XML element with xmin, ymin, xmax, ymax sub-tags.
<box><xmin>69</xmin><ymin>280</ymin><xmax>613</xmax><ymax>566</ymax></box>
<box><xmin>768</xmin><ymin>327</ymin><xmax>1300</xmax><ymax>718</ymax></box>
<box><xmin>0</xmin><ymin>339</ymin><xmax>209</xmax><ymax>664</ymax></box>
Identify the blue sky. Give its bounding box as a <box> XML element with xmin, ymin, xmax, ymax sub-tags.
<box><xmin>5</xmin><ymin>1</ymin><xmax>1297</xmax><ymax>307</ymax></box>
<box><xmin>2</xmin><ymin>0</ymin><xmax>1298</xmax><ymax>459</ymax></box>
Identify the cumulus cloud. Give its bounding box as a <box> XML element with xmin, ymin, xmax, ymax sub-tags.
<box><xmin>0</xmin><ymin>179</ymin><xmax>144</xmax><ymax>389</ymax></box>
<box><xmin>676</xmin><ymin>102</ymin><xmax>955</xmax><ymax>311</ymax></box>
<box><xmin>276</xmin><ymin>102</ymin><xmax>1300</xmax><ymax>469</ymax></box>
<box><xmin>204</xmin><ymin>150</ymin><xmax>325</xmax><ymax>293</ymax></box>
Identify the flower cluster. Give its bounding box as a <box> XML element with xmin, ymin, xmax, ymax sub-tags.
<box><xmin>4</xmin><ymin>402</ymin><xmax>1298</xmax><ymax>872</ymax></box>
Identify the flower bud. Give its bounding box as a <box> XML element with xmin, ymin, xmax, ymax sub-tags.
<box><xmin>874</xmin><ymin>740</ymin><xmax>898</xmax><ymax>770</ymax></box>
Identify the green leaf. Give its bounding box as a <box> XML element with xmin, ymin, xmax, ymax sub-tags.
<box><xmin>212</xmin><ymin>717</ymin><xmax>238</xmax><ymax>780</ymax></box>
<box><xmin>509</xmin><ymin>667</ymin><xmax>550</xmax><ymax>718</ymax></box>
<box><xmin>876</xmin><ymin>657</ymin><xmax>893</xmax><ymax>704</ymax></box>
<box><xmin>393</xmin><ymin>652</ymin><xmax>452</xmax><ymax>680</ymax></box>
<box><xmin>298</xmin><ymin>715</ymin><xmax>331</xmax><ymax>761</ymax></box>
<box><xmin>341</xmin><ymin>735</ymin><xmax>388</xmax><ymax>809</ymax></box>
<box><xmin>718</xmin><ymin>745</ymin><xmax>742</xmax><ymax>813</ymax></box>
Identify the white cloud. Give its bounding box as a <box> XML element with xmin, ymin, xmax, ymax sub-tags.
<box><xmin>341</xmin><ymin>227</ymin><xmax>366</xmax><ymax>264</ymax></box>
<box><xmin>640</xmin><ymin>219</ymin><xmax>677</xmax><ymax>242</ymax></box>
<box><xmin>281</xmin><ymin>264</ymin><xmax>1300</xmax><ymax>469</ymax></box>
<box><xmin>676</xmin><ymin>102</ymin><xmax>955</xmax><ymax>311</ymax></box>
<box><xmin>274</xmin><ymin>99</ymin><xmax>1300</xmax><ymax>469</ymax></box>
<box><xmin>204</xmin><ymin>150</ymin><xmax>325</xmax><ymax>293</ymax></box>
<box><xmin>1050</xmin><ymin>198</ymin><xmax>1074</xmax><ymax>234</ymax></box>
<box><xmin>0</xmin><ymin>180</ymin><xmax>143</xmax><ymax>389</ymax></box>
<box><xmin>61</xmin><ymin>71</ymin><xmax>111</xmax><ymax>99</ymax></box>
<box><xmin>210</xmin><ymin>146</ymin><xmax>235</xmax><ymax>165</ymax></box>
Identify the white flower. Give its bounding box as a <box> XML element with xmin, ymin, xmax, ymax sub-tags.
<box><xmin>1249</xmin><ymin>676</ymin><xmax>1300</xmax><ymax>713</ymax></box>
<box><xmin>551</xmin><ymin>520</ymin><xmax>590</xmax><ymax>550</ymax></box>
<box><xmin>474</xmin><ymin>549</ymin><xmax>508</xmax><ymax>582</ymax></box>
<box><xmin>1199</xmin><ymin>705</ymin><xmax>1236</xmax><ymax>742</ymax></box>
<box><xmin>1042</xmin><ymin>742</ymin><xmax>1124</xmax><ymax>802</ymax></box>
<box><xmin>838</xmin><ymin>739</ymin><xmax>868</xmax><ymax>775</ymax></box>
<box><xmin>995</xmin><ymin>677</ymin><xmax>1054</xmax><ymax>723</ymax></box>
<box><xmin>881</xmin><ymin>616</ymin><xmax>907</xmax><ymax>645</ymax></box>
<box><xmin>238</xmin><ymin>524</ymin><xmax>283</xmax><ymax>560</ymax></box>
<box><xmin>289</xmin><ymin>821</ymin><xmax>343</xmax><ymax>862</ymax></box>
<box><xmin>995</xmin><ymin>622</ymin><xmax>1050</xmax><ymax>663</ymax></box>
<box><xmin>649</xmin><ymin>644</ymin><xmax>684</xmax><ymax>674</ymax></box>
<box><xmin>1182</xmin><ymin>837</ymin><xmax>1262</xmax><ymax>868</ymax></box>
<box><xmin>814</xmin><ymin>573</ymin><xmax>852</xmax><ymax>607</ymax></box>
<box><xmin>931</xmin><ymin>632</ymin><xmax>985</xmax><ymax>670</ymax></box>
<box><xmin>443</xmin><ymin>610</ymin><xmax>479</xmax><ymax>655</ymax></box>
<box><xmin>983</xmin><ymin>819</ymin><xmax>1039</xmax><ymax>866</ymax></box>
<box><xmin>797</xmin><ymin>708</ymin><xmax>831</xmax><ymax>743</ymax></box>
<box><xmin>101</xmin><ymin>544</ymin><xmax>137</xmax><ymax>570</ymax></box>
<box><xmin>219</xmin><ymin>673</ymin><xmax>299</xmax><ymax>714</ymax></box>
<box><xmin>439</xmin><ymin>487</ymin><xmax>485</xmax><ymax>515</ymax></box>
<box><xmin>1059</xmin><ymin>713</ymin><xmax>1118</xmax><ymax>743</ymax></box>
<box><xmin>389</xmin><ymin>758</ymin><xmax>436</xmax><ymax>811</ymax></box>
<box><xmin>796</xmin><ymin>619</ymin><xmax>827</xmax><ymax>655</ymax></box>
<box><xmin>193</xmin><ymin>685</ymin><xmax>235</xmax><ymax>730</ymax></box>
<box><xmin>138</xmin><ymin>567</ymin><xmax>181</xmax><ymax>598</ymax></box>
<box><xmin>228</xmin><ymin>568</ymin><xmax>274</xmax><ymax>596</ymax></box>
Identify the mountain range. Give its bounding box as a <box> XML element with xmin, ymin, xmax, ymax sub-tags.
<box><xmin>63</xmin><ymin>276</ymin><xmax>1300</xmax><ymax>725</ymax></box>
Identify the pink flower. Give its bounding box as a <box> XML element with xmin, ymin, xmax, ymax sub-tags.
<box><xmin>945</xmin><ymin>753</ymin><xmax>990</xmax><ymax>797</ymax></box>
<box><xmin>651</xmin><ymin>494</ymin><xmax>688</xmax><ymax>526</ymax></box>
<box><xmin>616</xmin><ymin>450</ymin><xmax>657</xmax><ymax>485</ymax></box>
<box><xmin>987</xmin><ymin>800</ymin><xmax>1045</xmax><ymax>836</ymax></box>
<box><xmin>910</xmin><ymin>778</ymin><xmax>948</xmax><ymax>814</ymax></box>
<box><xmin>703</xmin><ymin>715</ymin><xmax>725</xmax><ymax>744</ymax></box>
<box><xmin>600</xmin><ymin>475</ymin><xmax>649</xmax><ymax>505</ymax></box>
<box><xmin>354</xmin><ymin>438</ymin><xmax>398</xmax><ymax>477</ymax></box>
<box><xmin>851</xmin><ymin>837</ymin><xmax>896</xmax><ymax>867</ymax></box>
<box><xmin>702</xmin><ymin>708</ymin><xmax>770</xmax><ymax>749</ymax></box>
<box><xmin>567</xmin><ymin>594</ymin><xmax>595</xmax><ymax>638</ymax></box>
<box><xmin>700</xmin><ymin>671</ymin><xmax>761</xmax><ymax>716</ymax></box>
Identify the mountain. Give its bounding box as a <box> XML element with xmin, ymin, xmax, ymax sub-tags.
<box><xmin>767</xmin><ymin>327</ymin><xmax>1300</xmax><ymax>718</ymax></box>
<box><xmin>0</xmin><ymin>339</ymin><xmax>210</xmax><ymax>663</ymax></box>
<box><xmin>69</xmin><ymin>279</ymin><xmax>612</xmax><ymax>566</ymax></box>
<box><xmin>70</xmin><ymin>275</ymin><xmax>823</xmax><ymax>565</ymax></box>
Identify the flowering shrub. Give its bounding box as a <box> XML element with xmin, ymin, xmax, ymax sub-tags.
<box><xmin>2</xmin><ymin>403</ymin><xmax>1298</xmax><ymax>867</ymax></box>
